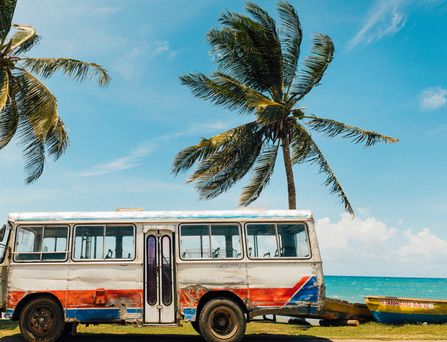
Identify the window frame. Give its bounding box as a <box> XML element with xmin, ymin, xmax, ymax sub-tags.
<box><xmin>13</xmin><ymin>224</ymin><xmax>70</xmax><ymax>263</ymax></box>
<box><xmin>245</xmin><ymin>221</ymin><xmax>312</xmax><ymax>260</ymax></box>
<box><xmin>72</xmin><ymin>223</ymin><xmax>136</xmax><ymax>262</ymax></box>
<box><xmin>179</xmin><ymin>222</ymin><xmax>244</xmax><ymax>261</ymax></box>
<box><xmin>0</xmin><ymin>222</ymin><xmax>12</xmax><ymax>264</ymax></box>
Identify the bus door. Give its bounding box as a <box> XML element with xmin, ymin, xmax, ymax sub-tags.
<box><xmin>144</xmin><ymin>226</ymin><xmax>175</xmax><ymax>324</ymax></box>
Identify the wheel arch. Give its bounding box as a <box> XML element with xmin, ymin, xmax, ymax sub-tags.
<box><xmin>194</xmin><ymin>290</ymin><xmax>248</xmax><ymax>321</ymax></box>
<box><xmin>12</xmin><ymin>292</ymin><xmax>64</xmax><ymax>321</ymax></box>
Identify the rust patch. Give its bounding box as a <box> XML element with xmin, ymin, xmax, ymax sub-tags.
<box><xmin>179</xmin><ymin>284</ymin><xmax>209</xmax><ymax>308</ymax></box>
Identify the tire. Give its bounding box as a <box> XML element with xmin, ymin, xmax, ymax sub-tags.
<box><xmin>19</xmin><ymin>297</ymin><xmax>65</xmax><ymax>342</ymax></box>
<box><xmin>198</xmin><ymin>298</ymin><xmax>246</xmax><ymax>342</ymax></box>
<box><xmin>191</xmin><ymin>320</ymin><xmax>201</xmax><ymax>335</ymax></box>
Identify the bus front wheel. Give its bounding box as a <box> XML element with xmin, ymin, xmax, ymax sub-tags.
<box><xmin>199</xmin><ymin>298</ymin><xmax>246</xmax><ymax>342</ymax></box>
<box><xmin>19</xmin><ymin>297</ymin><xmax>65</xmax><ymax>342</ymax></box>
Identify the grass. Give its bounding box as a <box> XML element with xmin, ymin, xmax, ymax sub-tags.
<box><xmin>1</xmin><ymin>320</ymin><xmax>447</xmax><ymax>340</ymax></box>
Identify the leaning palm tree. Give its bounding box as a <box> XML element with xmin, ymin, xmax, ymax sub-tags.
<box><xmin>172</xmin><ymin>1</ymin><xmax>398</xmax><ymax>214</ymax></box>
<box><xmin>0</xmin><ymin>0</ymin><xmax>110</xmax><ymax>183</ymax></box>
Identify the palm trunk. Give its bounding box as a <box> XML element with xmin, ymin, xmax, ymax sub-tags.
<box><xmin>282</xmin><ymin>135</ymin><xmax>296</xmax><ymax>210</ymax></box>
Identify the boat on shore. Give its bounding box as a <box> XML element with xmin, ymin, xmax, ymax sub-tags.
<box><xmin>365</xmin><ymin>296</ymin><xmax>447</xmax><ymax>324</ymax></box>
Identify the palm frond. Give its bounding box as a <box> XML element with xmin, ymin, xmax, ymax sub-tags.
<box><xmin>255</xmin><ymin>104</ymin><xmax>285</xmax><ymax>126</ymax></box>
<box><xmin>180</xmin><ymin>72</ymin><xmax>277</xmax><ymax>115</ymax></box>
<box><xmin>245</xmin><ymin>2</ymin><xmax>283</xmax><ymax>91</ymax></box>
<box><xmin>15</xmin><ymin>70</ymin><xmax>58</xmax><ymax>141</ymax></box>
<box><xmin>240</xmin><ymin>143</ymin><xmax>279</xmax><ymax>206</ymax></box>
<box><xmin>10</xmin><ymin>24</ymin><xmax>36</xmax><ymax>50</ymax></box>
<box><xmin>207</xmin><ymin>27</ymin><xmax>271</xmax><ymax>92</ymax></box>
<box><xmin>45</xmin><ymin>116</ymin><xmax>69</xmax><ymax>160</ymax></box>
<box><xmin>290</xmin><ymin>122</ymin><xmax>312</xmax><ymax>164</ymax></box>
<box><xmin>291</xmin><ymin>34</ymin><xmax>334</xmax><ymax>103</ymax></box>
<box><xmin>193</xmin><ymin>127</ymin><xmax>265</xmax><ymax>200</ymax></box>
<box><xmin>294</xmin><ymin>124</ymin><xmax>354</xmax><ymax>215</ymax></box>
<box><xmin>0</xmin><ymin>68</ymin><xmax>9</xmax><ymax>112</ymax></box>
<box><xmin>209</xmin><ymin>8</ymin><xmax>283</xmax><ymax>93</ymax></box>
<box><xmin>17</xmin><ymin>117</ymin><xmax>46</xmax><ymax>184</ymax></box>
<box><xmin>172</xmin><ymin>122</ymin><xmax>259</xmax><ymax>175</ymax></box>
<box><xmin>13</xmin><ymin>31</ymin><xmax>40</xmax><ymax>55</ymax></box>
<box><xmin>181</xmin><ymin>122</ymin><xmax>265</xmax><ymax>199</ymax></box>
<box><xmin>0</xmin><ymin>78</ymin><xmax>19</xmax><ymax>149</ymax></box>
<box><xmin>277</xmin><ymin>1</ymin><xmax>302</xmax><ymax>90</ymax></box>
<box><xmin>306</xmin><ymin>116</ymin><xmax>399</xmax><ymax>147</ymax></box>
<box><xmin>0</xmin><ymin>0</ymin><xmax>16</xmax><ymax>42</ymax></box>
<box><xmin>21</xmin><ymin>58</ymin><xmax>110</xmax><ymax>86</ymax></box>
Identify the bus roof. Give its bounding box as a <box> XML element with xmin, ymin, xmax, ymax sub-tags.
<box><xmin>8</xmin><ymin>209</ymin><xmax>313</xmax><ymax>223</ymax></box>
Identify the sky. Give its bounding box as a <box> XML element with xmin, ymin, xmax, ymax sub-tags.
<box><xmin>1</xmin><ymin>0</ymin><xmax>447</xmax><ymax>277</ymax></box>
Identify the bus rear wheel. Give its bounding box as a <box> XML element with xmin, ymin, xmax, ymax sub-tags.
<box><xmin>199</xmin><ymin>298</ymin><xmax>246</xmax><ymax>342</ymax></box>
<box><xmin>19</xmin><ymin>297</ymin><xmax>65</xmax><ymax>342</ymax></box>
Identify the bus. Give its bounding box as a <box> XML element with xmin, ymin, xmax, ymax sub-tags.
<box><xmin>0</xmin><ymin>209</ymin><xmax>324</xmax><ymax>342</ymax></box>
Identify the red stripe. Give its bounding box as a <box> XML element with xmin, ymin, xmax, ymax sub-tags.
<box><xmin>179</xmin><ymin>276</ymin><xmax>311</xmax><ymax>308</ymax></box>
<box><xmin>7</xmin><ymin>289</ymin><xmax>143</xmax><ymax>310</ymax></box>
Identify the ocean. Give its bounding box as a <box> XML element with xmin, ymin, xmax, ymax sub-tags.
<box><xmin>324</xmin><ymin>275</ymin><xmax>447</xmax><ymax>304</ymax></box>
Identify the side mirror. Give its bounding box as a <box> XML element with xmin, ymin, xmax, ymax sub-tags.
<box><xmin>0</xmin><ymin>224</ymin><xmax>5</xmax><ymax>241</ymax></box>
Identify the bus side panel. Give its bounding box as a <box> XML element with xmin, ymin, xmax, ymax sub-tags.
<box><xmin>5</xmin><ymin>264</ymin><xmax>69</xmax><ymax>318</ymax></box>
<box><xmin>177</xmin><ymin>262</ymin><xmax>248</xmax><ymax>320</ymax></box>
<box><xmin>5</xmin><ymin>263</ymin><xmax>144</xmax><ymax>322</ymax></box>
<box><xmin>65</xmin><ymin>263</ymin><xmax>143</xmax><ymax>322</ymax></box>
<box><xmin>245</xmin><ymin>261</ymin><xmax>321</xmax><ymax>315</ymax></box>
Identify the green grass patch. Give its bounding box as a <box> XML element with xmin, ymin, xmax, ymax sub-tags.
<box><xmin>1</xmin><ymin>320</ymin><xmax>447</xmax><ymax>340</ymax></box>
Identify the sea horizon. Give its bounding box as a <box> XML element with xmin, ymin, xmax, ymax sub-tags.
<box><xmin>324</xmin><ymin>275</ymin><xmax>447</xmax><ymax>304</ymax></box>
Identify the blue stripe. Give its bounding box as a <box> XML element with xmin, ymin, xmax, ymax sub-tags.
<box><xmin>5</xmin><ymin>309</ymin><xmax>14</xmax><ymax>318</ymax></box>
<box><xmin>65</xmin><ymin>308</ymin><xmax>121</xmax><ymax>321</ymax></box>
<box><xmin>183</xmin><ymin>308</ymin><xmax>197</xmax><ymax>321</ymax></box>
<box><xmin>287</xmin><ymin>276</ymin><xmax>319</xmax><ymax>305</ymax></box>
<box><xmin>126</xmin><ymin>308</ymin><xmax>143</xmax><ymax>314</ymax></box>
<box><xmin>371</xmin><ymin>311</ymin><xmax>447</xmax><ymax>324</ymax></box>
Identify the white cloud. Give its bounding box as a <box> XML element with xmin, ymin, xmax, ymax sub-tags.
<box><xmin>153</xmin><ymin>40</ymin><xmax>178</xmax><ymax>58</ymax></box>
<box><xmin>315</xmin><ymin>213</ymin><xmax>447</xmax><ymax>277</ymax></box>
<box><xmin>348</xmin><ymin>0</ymin><xmax>406</xmax><ymax>49</ymax></box>
<box><xmin>111</xmin><ymin>40</ymin><xmax>178</xmax><ymax>79</ymax></box>
<box><xmin>398</xmin><ymin>228</ymin><xmax>447</xmax><ymax>261</ymax></box>
<box><xmin>420</xmin><ymin>87</ymin><xmax>447</xmax><ymax>110</ymax></box>
<box><xmin>77</xmin><ymin>121</ymin><xmax>229</xmax><ymax>177</ymax></box>
<box><xmin>316</xmin><ymin>213</ymin><xmax>397</xmax><ymax>261</ymax></box>
<box><xmin>77</xmin><ymin>144</ymin><xmax>155</xmax><ymax>177</ymax></box>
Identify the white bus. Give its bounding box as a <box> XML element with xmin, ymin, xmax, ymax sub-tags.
<box><xmin>0</xmin><ymin>209</ymin><xmax>324</xmax><ymax>342</ymax></box>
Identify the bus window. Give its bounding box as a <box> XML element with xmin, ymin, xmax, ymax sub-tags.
<box><xmin>210</xmin><ymin>225</ymin><xmax>241</xmax><ymax>258</ymax></box>
<box><xmin>74</xmin><ymin>225</ymin><xmax>135</xmax><ymax>261</ymax></box>
<box><xmin>105</xmin><ymin>226</ymin><xmax>135</xmax><ymax>259</ymax></box>
<box><xmin>277</xmin><ymin>224</ymin><xmax>310</xmax><ymax>258</ymax></box>
<box><xmin>180</xmin><ymin>224</ymin><xmax>242</xmax><ymax>260</ymax></box>
<box><xmin>180</xmin><ymin>225</ymin><xmax>210</xmax><ymax>259</ymax></box>
<box><xmin>246</xmin><ymin>224</ymin><xmax>277</xmax><ymax>258</ymax></box>
<box><xmin>15</xmin><ymin>226</ymin><xmax>68</xmax><ymax>262</ymax></box>
<box><xmin>246</xmin><ymin>223</ymin><xmax>310</xmax><ymax>259</ymax></box>
<box><xmin>74</xmin><ymin>226</ymin><xmax>104</xmax><ymax>260</ymax></box>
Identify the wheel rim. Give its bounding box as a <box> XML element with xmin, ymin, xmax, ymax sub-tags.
<box><xmin>208</xmin><ymin>306</ymin><xmax>238</xmax><ymax>340</ymax></box>
<box><xmin>28</xmin><ymin>306</ymin><xmax>56</xmax><ymax>337</ymax></box>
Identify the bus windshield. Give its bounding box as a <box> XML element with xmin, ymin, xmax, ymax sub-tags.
<box><xmin>0</xmin><ymin>223</ymin><xmax>11</xmax><ymax>263</ymax></box>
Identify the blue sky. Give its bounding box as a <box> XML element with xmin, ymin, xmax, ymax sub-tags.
<box><xmin>1</xmin><ymin>0</ymin><xmax>447</xmax><ymax>277</ymax></box>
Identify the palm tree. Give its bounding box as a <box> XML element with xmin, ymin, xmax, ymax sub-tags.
<box><xmin>0</xmin><ymin>0</ymin><xmax>110</xmax><ymax>183</ymax></box>
<box><xmin>172</xmin><ymin>1</ymin><xmax>398</xmax><ymax>214</ymax></box>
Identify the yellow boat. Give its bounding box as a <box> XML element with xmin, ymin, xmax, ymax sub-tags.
<box><xmin>365</xmin><ymin>296</ymin><xmax>447</xmax><ymax>324</ymax></box>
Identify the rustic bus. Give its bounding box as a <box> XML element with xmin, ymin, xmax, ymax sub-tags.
<box><xmin>0</xmin><ymin>210</ymin><xmax>324</xmax><ymax>342</ymax></box>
